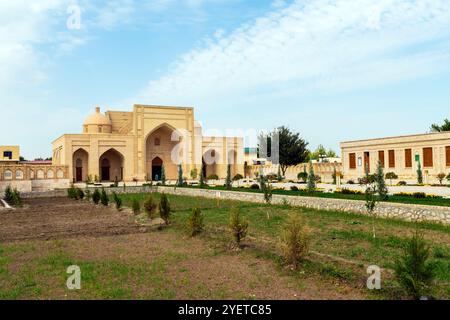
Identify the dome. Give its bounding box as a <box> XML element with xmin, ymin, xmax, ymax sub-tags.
<box><xmin>83</xmin><ymin>107</ymin><xmax>112</xmax><ymax>126</ymax></box>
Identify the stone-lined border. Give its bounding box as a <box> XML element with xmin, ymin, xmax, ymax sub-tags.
<box><xmin>21</xmin><ymin>186</ymin><xmax>450</xmax><ymax>225</ymax></box>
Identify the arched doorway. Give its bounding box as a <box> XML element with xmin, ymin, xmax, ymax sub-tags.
<box><xmin>145</xmin><ymin>124</ymin><xmax>179</xmax><ymax>180</ymax></box>
<box><xmin>99</xmin><ymin>149</ymin><xmax>124</xmax><ymax>182</ymax></box>
<box><xmin>152</xmin><ymin>157</ymin><xmax>163</xmax><ymax>181</ymax></box>
<box><xmin>73</xmin><ymin>148</ymin><xmax>89</xmax><ymax>182</ymax></box>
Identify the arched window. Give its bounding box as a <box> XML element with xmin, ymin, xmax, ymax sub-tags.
<box><xmin>30</xmin><ymin>170</ymin><xmax>35</xmax><ymax>179</ymax></box>
<box><xmin>37</xmin><ymin>170</ymin><xmax>45</xmax><ymax>179</ymax></box>
<box><xmin>76</xmin><ymin>158</ymin><xmax>83</xmax><ymax>167</ymax></box>
<box><xmin>16</xmin><ymin>170</ymin><xmax>24</xmax><ymax>180</ymax></box>
<box><xmin>155</xmin><ymin>137</ymin><xmax>161</xmax><ymax>146</ymax></box>
<box><xmin>47</xmin><ymin>170</ymin><xmax>54</xmax><ymax>179</ymax></box>
<box><xmin>4</xmin><ymin>170</ymin><xmax>12</xmax><ymax>180</ymax></box>
<box><xmin>57</xmin><ymin>169</ymin><xmax>64</xmax><ymax>179</ymax></box>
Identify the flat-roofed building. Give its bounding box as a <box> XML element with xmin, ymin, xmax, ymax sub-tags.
<box><xmin>341</xmin><ymin>132</ymin><xmax>450</xmax><ymax>184</ymax></box>
<box><xmin>0</xmin><ymin>146</ymin><xmax>20</xmax><ymax>163</ymax></box>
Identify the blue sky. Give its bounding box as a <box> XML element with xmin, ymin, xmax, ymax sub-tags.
<box><xmin>1</xmin><ymin>0</ymin><xmax>449</xmax><ymax>159</ymax></box>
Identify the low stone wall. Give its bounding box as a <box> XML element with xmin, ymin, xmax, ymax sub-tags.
<box><xmin>20</xmin><ymin>185</ymin><xmax>450</xmax><ymax>225</ymax></box>
<box><xmin>154</xmin><ymin>187</ymin><xmax>450</xmax><ymax>225</ymax></box>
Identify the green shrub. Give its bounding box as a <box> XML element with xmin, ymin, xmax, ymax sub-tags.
<box><xmin>397</xmin><ymin>181</ymin><xmax>407</xmax><ymax>186</ymax></box>
<box><xmin>233</xmin><ymin>174</ymin><xmax>243</xmax><ymax>181</ymax></box>
<box><xmin>143</xmin><ymin>194</ymin><xmax>157</xmax><ymax>219</ymax></box>
<box><xmin>207</xmin><ymin>174</ymin><xmax>219</xmax><ymax>180</ymax></box>
<box><xmin>132</xmin><ymin>199</ymin><xmax>141</xmax><ymax>215</ymax></box>
<box><xmin>100</xmin><ymin>188</ymin><xmax>109</xmax><ymax>206</ymax></box>
<box><xmin>228</xmin><ymin>207</ymin><xmax>248</xmax><ymax>247</ymax></box>
<box><xmin>412</xmin><ymin>192</ymin><xmax>426</xmax><ymax>199</ymax></box>
<box><xmin>279</xmin><ymin>214</ymin><xmax>310</xmax><ymax>269</ymax></box>
<box><xmin>436</xmin><ymin>173</ymin><xmax>446</xmax><ymax>185</ymax></box>
<box><xmin>85</xmin><ymin>189</ymin><xmax>92</xmax><ymax>201</ymax></box>
<box><xmin>347</xmin><ymin>180</ymin><xmax>355</xmax><ymax>184</ymax></box>
<box><xmin>394</xmin><ymin>231</ymin><xmax>436</xmax><ymax>299</ymax></box>
<box><xmin>187</xmin><ymin>207</ymin><xmax>204</xmax><ymax>237</ymax></box>
<box><xmin>250</xmin><ymin>183</ymin><xmax>260</xmax><ymax>190</ymax></box>
<box><xmin>159</xmin><ymin>193</ymin><xmax>171</xmax><ymax>225</ymax></box>
<box><xmin>92</xmin><ymin>189</ymin><xmax>101</xmax><ymax>205</ymax></box>
<box><xmin>4</xmin><ymin>185</ymin><xmax>14</xmax><ymax>203</ymax></box>
<box><xmin>112</xmin><ymin>192</ymin><xmax>122</xmax><ymax>211</ymax></box>
<box><xmin>297</xmin><ymin>172</ymin><xmax>308</xmax><ymax>183</ymax></box>
<box><xmin>290</xmin><ymin>186</ymin><xmax>299</xmax><ymax>191</ymax></box>
<box><xmin>385</xmin><ymin>172</ymin><xmax>398</xmax><ymax>185</ymax></box>
<box><xmin>67</xmin><ymin>184</ymin><xmax>78</xmax><ymax>199</ymax></box>
<box><xmin>76</xmin><ymin>188</ymin><xmax>85</xmax><ymax>200</ymax></box>
<box><xmin>339</xmin><ymin>188</ymin><xmax>363</xmax><ymax>195</ymax></box>
<box><xmin>10</xmin><ymin>188</ymin><xmax>22</xmax><ymax>207</ymax></box>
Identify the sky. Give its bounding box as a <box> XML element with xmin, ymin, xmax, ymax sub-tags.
<box><xmin>1</xmin><ymin>0</ymin><xmax>449</xmax><ymax>160</ymax></box>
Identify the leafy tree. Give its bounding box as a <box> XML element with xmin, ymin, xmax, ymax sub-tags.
<box><xmin>394</xmin><ymin>230</ymin><xmax>436</xmax><ymax>299</ymax></box>
<box><xmin>100</xmin><ymin>188</ymin><xmax>109</xmax><ymax>206</ymax></box>
<box><xmin>92</xmin><ymin>189</ymin><xmax>101</xmax><ymax>205</ymax></box>
<box><xmin>259</xmin><ymin>174</ymin><xmax>272</xmax><ymax>205</ymax></box>
<box><xmin>144</xmin><ymin>194</ymin><xmax>157</xmax><ymax>219</ymax></box>
<box><xmin>385</xmin><ymin>172</ymin><xmax>398</xmax><ymax>186</ymax></box>
<box><xmin>161</xmin><ymin>165</ymin><xmax>166</xmax><ymax>186</ymax></box>
<box><xmin>308</xmin><ymin>144</ymin><xmax>337</xmax><ymax>161</ymax></box>
<box><xmin>279</xmin><ymin>214</ymin><xmax>310</xmax><ymax>269</ymax></box>
<box><xmin>417</xmin><ymin>161</ymin><xmax>423</xmax><ymax>184</ymax></box>
<box><xmin>436</xmin><ymin>173</ymin><xmax>446</xmax><ymax>185</ymax></box>
<box><xmin>187</xmin><ymin>207</ymin><xmax>204</xmax><ymax>237</ymax></box>
<box><xmin>430</xmin><ymin>118</ymin><xmax>450</xmax><ymax>132</ymax></box>
<box><xmin>159</xmin><ymin>193</ymin><xmax>171</xmax><ymax>225</ymax></box>
<box><xmin>11</xmin><ymin>188</ymin><xmax>22</xmax><ymax>207</ymax></box>
<box><xmin>259</xmin><ymin>126</ymin><xmax>309</xmax><ymax>176</ymax></box>
<box><xmin>447</xmin><ymin>173</ymin><xmax>450</xmax><ymax>183</ymax></box>
<box><xmin>225</xmin><ymin>164</ymin><xmax>232</xmax><ymax>190</ymax></box>
<box><xmin>229</xmin><ymin>207</ymin><xmax>248</xmax><ymax>248</ymax></box>
<box><xmin>375</xmin><ymin>161</ymin><xmax>389</xmax><ymax>200</ymax></box>
<box><xmin>306</xmin><ymin>162</ymin><xmax>316</xmax><ymax>192</ymax></box>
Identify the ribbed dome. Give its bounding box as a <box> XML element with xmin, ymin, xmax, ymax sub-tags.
<box><xmin>83</xmin><ymin>107</ymin><xmax>112</xmax><ymax>126</ymax></box>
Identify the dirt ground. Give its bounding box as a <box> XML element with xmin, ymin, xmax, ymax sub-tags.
<box><xmin>0</xmin><ymin>198</ymin><xmax>367</xmax><ymax>300</ymax></box>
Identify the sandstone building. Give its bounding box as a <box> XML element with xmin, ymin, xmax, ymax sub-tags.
<box><xmin>52</xmin><ymin>105</ymin><xmax>244</xmax><ymax>183</ymax></box>
<box><xmin>341</xmin><ymin>132</ymin><xmax>450</xmax><ymax>184</ymax></box>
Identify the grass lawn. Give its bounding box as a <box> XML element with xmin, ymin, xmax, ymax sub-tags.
<box><xmin>119</xmin><ymin>192</ymin><xmax>450</xmax><ymax>299</ymax></box>
<box><xmin>1</xmin><ymin>193</ymin><xmax>448</xmax><ymax>300</ymax></box>
<box><xmin>172</xmin><ymin>185</ymin><xmax>450</xmax><ymax>207</ymax></box>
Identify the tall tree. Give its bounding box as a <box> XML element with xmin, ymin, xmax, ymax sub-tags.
<box><xmin>430</xmin><ymin>119</ymin><xmax>450</xmax><ymax>132</ymax></box>
<box><xmin>259</xmin><ymin>126</ymin><xmax>309</xmax><ymax>176</ymax></box>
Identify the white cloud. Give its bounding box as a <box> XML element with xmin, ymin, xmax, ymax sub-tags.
<box><xmin>136</xmin><ymin>0</ymin><xmax>450</xmax><ymax>107</ymax></box>
<box><xmin>96</xmin><ymin>0</ymin><xmax>135</xmax><ymax>29</ymax></box>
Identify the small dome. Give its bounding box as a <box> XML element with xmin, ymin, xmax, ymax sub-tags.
<box><xmin>84</xmin><ymin>106</ymin><xmax>112</xmax><ymax>126</ymax></box>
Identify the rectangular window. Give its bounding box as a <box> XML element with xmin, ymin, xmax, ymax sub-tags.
<box><xmin>423</xmin><ymin>147</ymin><xmax>433</xmax><ymax>167</ymax></box>
<box><xmin>378</xmin><ymin>151</ymin><xmax>385</xmax><ymax>167</ymax></box>
<box><xmin>3</xmin><ymin>151</ymin><xmax>12</xmax><ymax>159</ymax></box>
<box><xmin>388</xmin><ymin>150</ymin><xmax>395</xmax><ymax>168</ymax></box>
<box><xmin>405</xmin><ymin>149</ymin><xmax>412</xmax><ymax>168</ymax></box>
<box><xmin>446</xmin><ymin>146</ymin><xmax>450</xmax><ymax>167</ymax></box>
<box><xmin>349</xmin><ymin>153</ymin><xmax>356</xmax><ymax>169</ymax></box>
